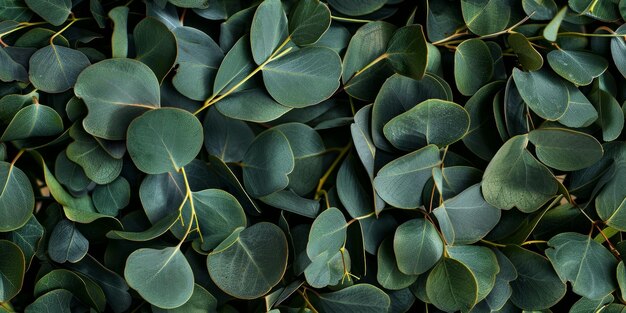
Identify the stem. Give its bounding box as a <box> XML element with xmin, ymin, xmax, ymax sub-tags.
<box><xmin>351</xmin><ymin>53</ymin><xmax>388</xmax><ymax>79</ymax></box>
<box><xmin>194</xmin><ymin>36</ymin><xmax>293</xmax><ymax>115</ymax></box>
<box><xmin>0</xmin><ymin>302</ymin><xmax>14</xmax><ymax>312</ymax></box>
<box><xmin>594</xmin><ymin>227</ymin><xmax>619</xmax><ymax>244</ymax></box>
<box><xmin>314</xmin><ymin>143</ymin><xmax>352</xmax><ymax>199</ymax></box>
<box><xmin>49</xmin><ymin>17</ymin><xmax>90</xmax><ymax>45</ymax></box>
<box><xmin>432</xmin><ymin>29</ymin><xmax>470</xmax><ymax>46</ymax></box>
<box><xmin>178</xmin><ymin>167</ymin><xmax>203</xmax><ymax>245</ymax></box>
<box><xmin>480</xmin><ymin>239</ymin><xmax>507</xmax><ymax>248</ymax></box>
<box><xmin>10</xmin><ymin>149</ymin><xmax>24</xmax><ymax>167</ymax></box>
<box><xmin>521</xmin><ymin>240</ymin><xmax>547</xmax><ymax>246</ymax></box>
<box><xmin>331</xmin><ymin>15</ymin><xmax>373</xmax><ymax>23</ymax></box>
<box><xmin>437</xmin><ymin>13</ymin><xmax>534</xmax><ymax>46</ymax></box>
<box><xmin>298</xmin><ymin>290</ymin><xmax>319</xmax><ymax>313</ymax></box>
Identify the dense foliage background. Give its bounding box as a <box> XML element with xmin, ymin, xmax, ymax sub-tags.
<box><xmin>1</xmin><ymin>0</ymin><xmax>626</xmax><ymax>312</ymax></box>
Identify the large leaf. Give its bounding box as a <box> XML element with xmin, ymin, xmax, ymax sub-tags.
<box><xmin>127</xmin><ymin>108</ymin><xmax>203</xmax><ymax>174</ymax></box>
<box><xmin>426</xmin><ymin>257</ymin><xmax>478</xmax><ymax>312</ymax></box>
<box><xmin>393</xmin><ymin>218</ymin><xmax>443</xmax><ymax>275</ymax></box>
<box><xmin>263</xmin><ymin>47</ymin><xmax>341</xmax><ymax>108</ymax></box>
<box><xmin>373</xmin><ymin>145</ymin><xmax>441</xmax><ymax>209</ymax></box>
<box><xmin>528</xmin><ymin>128</ymin><xmax>603</xmax><ymax>171</ymax></box>
<box><xmin>546</xmin><ymin>232</ymin><xmax>617</xmax><ymax>299</ymax></box>
<box><xmin>75</xmin><ymin>58</ymin><xmax>160</xmax><ymax>140</ymax></box>
<box><xmin>25</xmin><ymin>0</ymin><xmax>71</xmax><ymax>26</ymax></box>
<box><xmin>288</xmin><ymin>0</ymin><xmax>331</xmax><ymax>46</ymax></box>
<box><xmin>134</xmin><ymin>18</ymin><xmax>177</xmax><ymax>82</ymax></box>
<box><xmin>383</xmin><ymin>99</ymin><xmax>469</xmax><ymax>150</ymax></box>
<box><xmin>207</xmin><ymin>223</ymin><xmax>288</xmax><ymax>299</ymax></box>
<box><xmin>29</xmin><ymin>45</ymin><xmax>90</xmax><ymax>93</ymax></box>
<box><xmin>512</xmin><ymin>68</ymin><xmax>569</xmax><ymax>121</ymax></box>
<box><xmin>124</xmin><ymin>247</ymin><xmax>194</xmax><ymax>309</ymax></box>
<box><xmin>0</xmin><ymin>162</ymin><xmax>34</xmax><ymax>232</ymax></box>
<box><xmin>482</xmin><ymin>135</ymin><xmax>558</xmax><ymax>212</ymax></box>
<box><xmin>454</xmin><ymin>39</ymin><xmax>493</xmax><ymax>96</ymax></box>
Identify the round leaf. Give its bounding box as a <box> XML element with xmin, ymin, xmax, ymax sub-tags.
<box><xmin>454</xmin><ymin>39</ymin><xmax>493</xmax><ymax>96</ymax></box>
<box><xmin>288</xmin><ymin>0</ymin><xmax>331</xmax><ymax>46</ymax></box>
<box><xmin>47</xmin><ymin>219</ymin><xmax>89</xmax><ymax>263</ymax></box>
<box><xmin>134</xmin><ymin>18</ymin><xmax>177</xmax><ymax>82</ymax></box>
<box><xmin>512</xmin><ymin>68</ymin><xmax>569</xmax><ymax>121</ymax></box>
<box><xmin>127</xmin><ymin>108</ymin><xmax>203</xmax><ymax>174</ymax></box>
<box><xmin>547</xmin><ymin>49</ymin><xmax>608</xmax><ymax>86</ymax></box>
<box><xmin>0</xmin><ymin>240</ymin><xmax>25</xmax><ymax>302</ymax></box>
<box><xmin>426</xmin><ymin>257</ymin><xmax>478</xmax><ymax>312</ymax></box>
<box><xmin>393</xmin><ymin>218</ymin><xmax>443</xmax><ymax>275</ymax></box>
<box><xmin>1</xmin><ymin>103</ymin><xmax>63</xmax><ymax>141</ymax></box>
<box><xmin>0</xmin><ymin>162</ymin><xmax>34</xmax><ymax>232</ymax></box>
<box><xmin>250</xmin><ymin>0</ymin><xmax>288</xmax><ymax>64</ymax></box>
<box><xmin>528</xmin><ymin>128</ymin><xmax>603</xmax><ymax>171</ymax></box>
<box><xmin>28</xmin><ymin>45</ymin><xmax>90</xmax><ymax>93</ymax></box>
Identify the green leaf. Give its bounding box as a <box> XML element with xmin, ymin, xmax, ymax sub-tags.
<box><xmin>288</xmin><ymin>0</ymin><xmax>331</xmax><ymax>46</ymax></box>
<box><xmin>48</xmin><ymin>219</ymin><xmax>89</xmax><ymax>263</ymax></box>
<box><xmin>0</xmin><ymin>162</ymin><xmax>34</xmax><ymax>232</ymax></box>
<box><xmin>5</xmin><ymin>215</ymin><xmax>44</xmax><ymax>268</ymax></box>
<box><xmin>385</xmin><ymin>25</ymin><xmax>428</xmax><ymax>80</ymax></box>
<box><xmin>383</xmin><ymin>99</ymin><xmax>470</xmax><ymax>149</ymax></box>
<box><xmin>547</xmin><ymin>49</ymin><xmax>608</xmax><ymax>86</ymax></box>
<box><xmin>125</xmin><ymin>247</ymin><xmax>194</xmax><ymax>309</ymax></box>
<box><xmin>393</xmin><ymin>218</ymin><xmax>443</xmax><ymax>275</ymax></box>
<box><xmin>305</xmin><ymin>250</ymin><xmax>348</xmax><ymax>288</ymax></box>
<box><xmin>24</xmin><ymin>289</ymin><xmax>74</xmax><ymax>313</ymax></box>
<box><xmin>212</xmin><ymin>35</ymin><xmax>254</xmax><ymax>95</ymax></box>
<box><xmin>462</xmin><ymin>81</ymin><xmax>505</xmax><ymax>160</ymax></box>
<box><xmin>260</xmin><ymin>189</ymin><xmax>320</xmax><ymax>218</ymax></box>
<box><xmin>192</xmin><ymin>189</ymin><xmax>247</xmax><ymax>250</ymax></box>
<box><xmin>67</xmin><ymin>126</ymin><xmax>122</xmax><ymax>184</ymax></box>
<box><xmin>92</xmin><ymin>177</ymin><xmax>130</xmax><ymax>216</ymax></box>
<box><xmin>172</xmin><ymin>26</ymin><xmax>224</xmax><ymax>100</ymax></box>
<box><xmin>590</xmin><ymin>87</ymin><xmax>625</xmax><ymax>142</ymax></box>
<box><xmin>571</xmin><ymin>294</ymin><xmax>614</xmax><ymax>313</ymax></box>
<box><xmin>307</xmin><ymin>208</ymin><xmax>347</xmax><ymax>259</ymax></box>
<box><xmin>377</xmin><ymin>238</ymin><xmax>417</xmax><ymax>290</ymax></box>
<box><xmin>508</xmin><ymin>33</ymin><xmax>543</xmax><ymax>71</ymax></box>
<box><xmin>448</xmin><ymin>245</ymin><xmax>499</xmax><ymax>302</ymax></box>
<box><xmin>75</xmin><ymin>58</ymin><xmax>160</xmax><ymax>140</ymax></box>
<box><xmin>426</xmin><ymin>257</ymin><xmax>478</xmax><ymax>312</ymax></box>
<box><xmin>596</xmin><ymin>143</ymin><xmax>626</xmax><ymax>231</ymax></box>
<box><xmin>216</xmin><ymin>88</ymin><xmax>291</xmax><ymax>122</ymax></box>
<box><xmin>522</xmin><ymin>0</ymin><xmax>558</xmax><ymax>20</ymax></box>
<box><xmin>373</xmin><ymin>145</ymin><xmax>441</xmax><ymax>209</ymax></box>
<box><xmin>34</xmin><ymin>269</ymin><xmax>106</xmax><ymax>312</ymax></box>
<box><xmin>1</xmin><ymin>103</ymin><xmax>63</xmax><ymax>141</ymax></box>
<box><xmin>543</xmin><ymin>6</ymin><xmax>567</xmax><ymax>41</ymax></box>
<box><xmin>0</xmin><ymin>240</ymin><xmax>25</xmax><ymax>302</ymax></box>
<box><xmin>28</xmin><ymin>45</ymin><xmax>90</xmax><ymax>93</ymax></box>
<box><xmin>310</xmin><ymin>284</ymin><xmax>391</xmax><ymax>313</ymax></box>
<box><xmin>109</xmin><ymin>6</ymin><xmax>129</xmax><ymax>58</ymax></box>
<box><xmin>0</xmin><ymin>47</ymin><xmax>28</xmax><ymax>83</ymax></box>
<box><xmin>207</xmin><ymin>223</ymin><xmax>288</xmax><ymax>299</ymax></box>
<box><xmin>618</xmin><ymin>262</ymin><xmax>626</xmax><ymax>302</ymax></box>
<box><xmin>454</xmin><ymin>39</ymin><xmax>493</xmax><ymax>96</ymax></box>
<box><xmin>528</xmin><ymin>128</ymin><xmax>603</xmax><ymax>171</ymax></box>
<box><xmin>461</xmin><ymin>0</ymin><xmax>511</xmax><ymax>36</ymax></box>
<box><xmin>327</xmin><ymin>0</ymin><xmax>386</xmax><ymax>16</ymax></box>
<box><xmin>107</xmin><ymin>212</ymin><xmax>179</xmax><ymax>242</ymax></box>
<box><xmin>152</xmin><ymin>284</ymin><xmax>217</xmax><ymax>313</ymax></box>
<box><xmin>546</xmin><ymin>232</ymin><xmax>617</xmax><ymax>299</ymax></box>
<box><xmin>203</xmin><ymin>107</ymin><xmax>254</xmax><ymax>162</ymax></box>
<box><xmin>250</xmin><ymin>0</ymin><xmax>288</xmax><ymax>64</ymax></box>
<box><xmin>25</xmin><ymin>0</ymin><xmax>71</xmax><ymax>26</ymax></box>
<box><xmin>263</xmin><ymin>47</ymin><xmax>341</xmax><ymax>107</ymax></box>
<box><xmin>482</xmin><ymin>135</ymin><xmax>558</xmax><ymax>212</ymax></box>
<box><xmin>242</xmin><ymin>128</ymin><xmax>294</xmax><ymax>197</ymax></box>
<box><xmin>503</xmin><ymin>246</ymin><xmax>566</xmax><ymax>310</ymax></box>
<box><xmin>434</xmin><ymin>184</ymin><xmax>501</xmax><ymax>245</ymax></box>
<box><xmin>557</xmin><ymin>84</ymin><xmax>598</xmax><ymax>128</ymax></box>
<box><xmin>426</xmin><ymin>0</ymin><xmax>464</xmax><ymax>42</ymax></box>
<box><xmin>127</xmin><ymin>108</ymin><xmax>203</xmax><ymax>174</ymax></box>
<box><xmin>569</xmin><ymin>0</ymin><xmax>620</xmax><ymax>21</ymax></box>
<box><xmin>613</xmin><ymin>25</ymin><xmax>626</xmax><ymax>79</ymax></box>
<box><xmin>134</xmin><ymin>18</ymin><xmax>177</xmax><ymax>82</ymax></box>
<box><xmin>337</xmin><ymin>154</ymin><xmax>375</xmax><ymax>218</ymax></box>
<box><xmin>512</xmin><ymin>68</ymin><xmax>569</xmax><ymax>120</ymax></box>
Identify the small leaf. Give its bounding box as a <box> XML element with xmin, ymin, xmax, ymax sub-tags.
<box><xmin>207</xmin><ymin>223</ymin><xmax>288</xmax><ymax>299</ymax></box>
<box><xmin>47</xmin><ymin>219</ymin><xmax>89</xmax><ymax>263</ymax></box>
<box><xmin>125</xmin><ymin>247</ymin><xmax>194</xmax><ymax>309</ymax></box>
<box><xmin>67</xmin><ymin>126</ymin><xmax>122</xmax><ymax>184</ymax></box>
<box><xmin>5</xmin><ymin>216</ymin><xmax>43</xmax><ymax>268</ymax></box>
<box><xmin>1</xmin><ymin>103</ymin><xmax>63</xmax><ymax>141</ymax></box>
<box><xmin>250</xmin><ymin>0</ymin><xmax>288</xmax><ymax>64</ymax></box>
<box><xmin>203</xmin><ymin>107</ymin><xmax>254</xmax><ymax>162</ymax></box>
<box><xmin>24</xmin><ymin>290</ymin><xmax>73</xmax><ymax>313</ymax></box>
<box><xmin>461</xmin><ymin>0</ymin><xmax>510</xmax><ymax>36</ymax></box>
<box><xmin>0</xmin><ymin>240</ymin><xmax>25</xmax><ymax>302</ymax></box>
<box><xmin>134</xmin><ymin>18</ymin><xmax>177</xmax><ymax>82</ymax></box>
<box><xmin>385</xmin><ymin>25</ymin><xmax>428</xmax><ymax>80</ymax></box>
<box><xmin>426</xmin><ymin>257</ymin><xmax>478</xmax><ymax>312</ymax></box>
<box><xmin>327</xmin><ymin>0</ymin><xmax>386</xmax><ymax>16</ymax></box>
<box><xmin>92</xmin><ymin>177</ymin><xmax>130</xmax><ymax>216</ymax></box>
<box><xmin>454</xmin><ymin>39</ymin><xmax>493</xmax><ymax>96</ymax></box>
<box><xmin>393</xmin><ymin>218</ymin><xmax>443</xmax><ymax>275</ymax></box>
<box><xmin>377</xmin><ymin>238</ymin><xmax>417</xmax><ymax>290</ymax></box>
<box><xmin>307</xmin><ymin>207</ymin><xmax>347</xmax><ymax>259</ymax></box>
<box><xmin>242</xmin><ymin>128</ymin><xmax>294</xmax><ymax>197</ymax></box>
<box><xmin>508</xmin><ymin>33</ymin><xmax>543</xmax><ymax>71</ymax></box>
<box><xmin>590</xmin><ymin>88</ymin><xmax>624</xmax><ymax>142</ymax></box>
<box><xmin>25</xmin><ymin>0</ymin><xmax>71</xmax><ymax>26</ymax></box>
<box><xmin>288</xmin><ymin>0</ymin><xmax>331</xmax><ymax>46</ymax></box>
<box><xmin>0</xmin><ymin>162</ymin><xmax>34</xmax><ymax>232</ymax></box>
<box><xmin>192</xmin><ymin>189</ymin><xmax>247</xmax><ymax>250</ymax></box>
<box><xmin>543</xmin><ymin>6</ymin><xmax>567</xmax><ymax>41</ymax></box>
<box><xmin>152</xmin><ymin>284</ymin><xmax>217</xmax><ymax>313</ymax></box>
<box><xmin>310</xmin><ymin>284</ymin><xmax>391</xmax><ymax>313</ymax></box>
<box><xmin>127</xmin><ymin>108</ymin><xmax>203</xmax><ymax>174</ymax></box>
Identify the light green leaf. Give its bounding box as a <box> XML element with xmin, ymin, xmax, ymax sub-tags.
<box><xmin>508</xmin><ymin>33</ymin><xmax>543</xmax><ymax>71</ymax></box>
<box><xmin>109</xmin><ymin>6</ymin><xmax>129</xmax><ymax>58</ymax></box>
<box><xmin>546</xmin><ymin>232</ymin><xmax>617</xmax><ymax>299</ymax></box>
<box><xmin>557</xmin><ymin>84</ymin><xmax>598</xmax><ymax>128</ymax></box>
<box><xmin>547</xmin><ymin>49</ymin><xmax>608</xmax><ymax>86</ymax></box>
<box><xmin>28</xmin><ymin>45</ymin><xmax>90</xmax><ymax>93</ymax></box>
<box><xmin>0</xmin><ymin>240</ymin><xmax>25</xmax><ymax>302</ymax></box>
<box><xmin>263</xmin><ymin>47</ymin><xmax>341</xmax><ymax>108</ymax></box>
<box><xmin>307</xmin><ymin>207</ymin><xmax>347</xmax><ymax>259</ymax></box>
<box><xmin>125</xmin><ymin>247</ymin><xmax>194</xmax><ymax>309</ymax></box>
<box><xmin>393</xmin><ymin>218</ymin><xmax>443</xmax><ymax>275</ymax></box>
<box><xmin>528</xmin><ymin>128</ymin><xmax>603</xmax><ymax>171</ymax></box>
<box><xmin>383</xmin><ymin>99</ymin><xmax>470</xmax><ymax>149</ymax></box>
<box><xmin>75</xmin><ymin>58</ymin><xmax>160</xmax><ymax>140</ymax></box>
<box><xmin>127</xmin><ymin>108</ymin><xmax>203</xmax><ymax>174</ymax></box>
<box><xmin>250</xmin><ymin>0</ymin><xmax>288</xmax><ymax>64</ymax></box>
<box><xmin>373</xmin><ymin>145</ymin><xmax>441</xmax><ymax>209</ymax></box>
<box><xmin>454</xmin><ymin>39</ymin><xmax>493</xmax><ymax>96</ymax></box>
<box><xmin>543</xmin><ymin>6</ymin><xmax>567</xmax><ymax>41</ymax></box>
<box><xmin>207</xmin><ymin>223</ymin><xmax>288</xmax><ymax>299</ymax></box>
<box><xmin>1</xmin><ymin>103</ymin><xmax>63</xmax><ymax>141</ymax></box>
<box><xmin>0</xmin><ymin>162</ymin><xmax>34</xmax><ymax>232</ymax></box>
<box><xmin>482</xmin><ymin>135</ymin><xmax>558</xmax><ymax>212</ymax></box>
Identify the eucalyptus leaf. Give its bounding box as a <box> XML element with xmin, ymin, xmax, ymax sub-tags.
<box><xmin>0</xmin><ymin>240</ymin><xmax>25</xmax><ymax>302</ymax></box>
<box><xmin>0</xmin><ymin>162</ymin><xmax>34</xmax><ymax>232</ymax></box>
<box><xmin>29</xmin><ymin>45</ymin><xmax>90</xmax><ymax>93</ymax></box>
